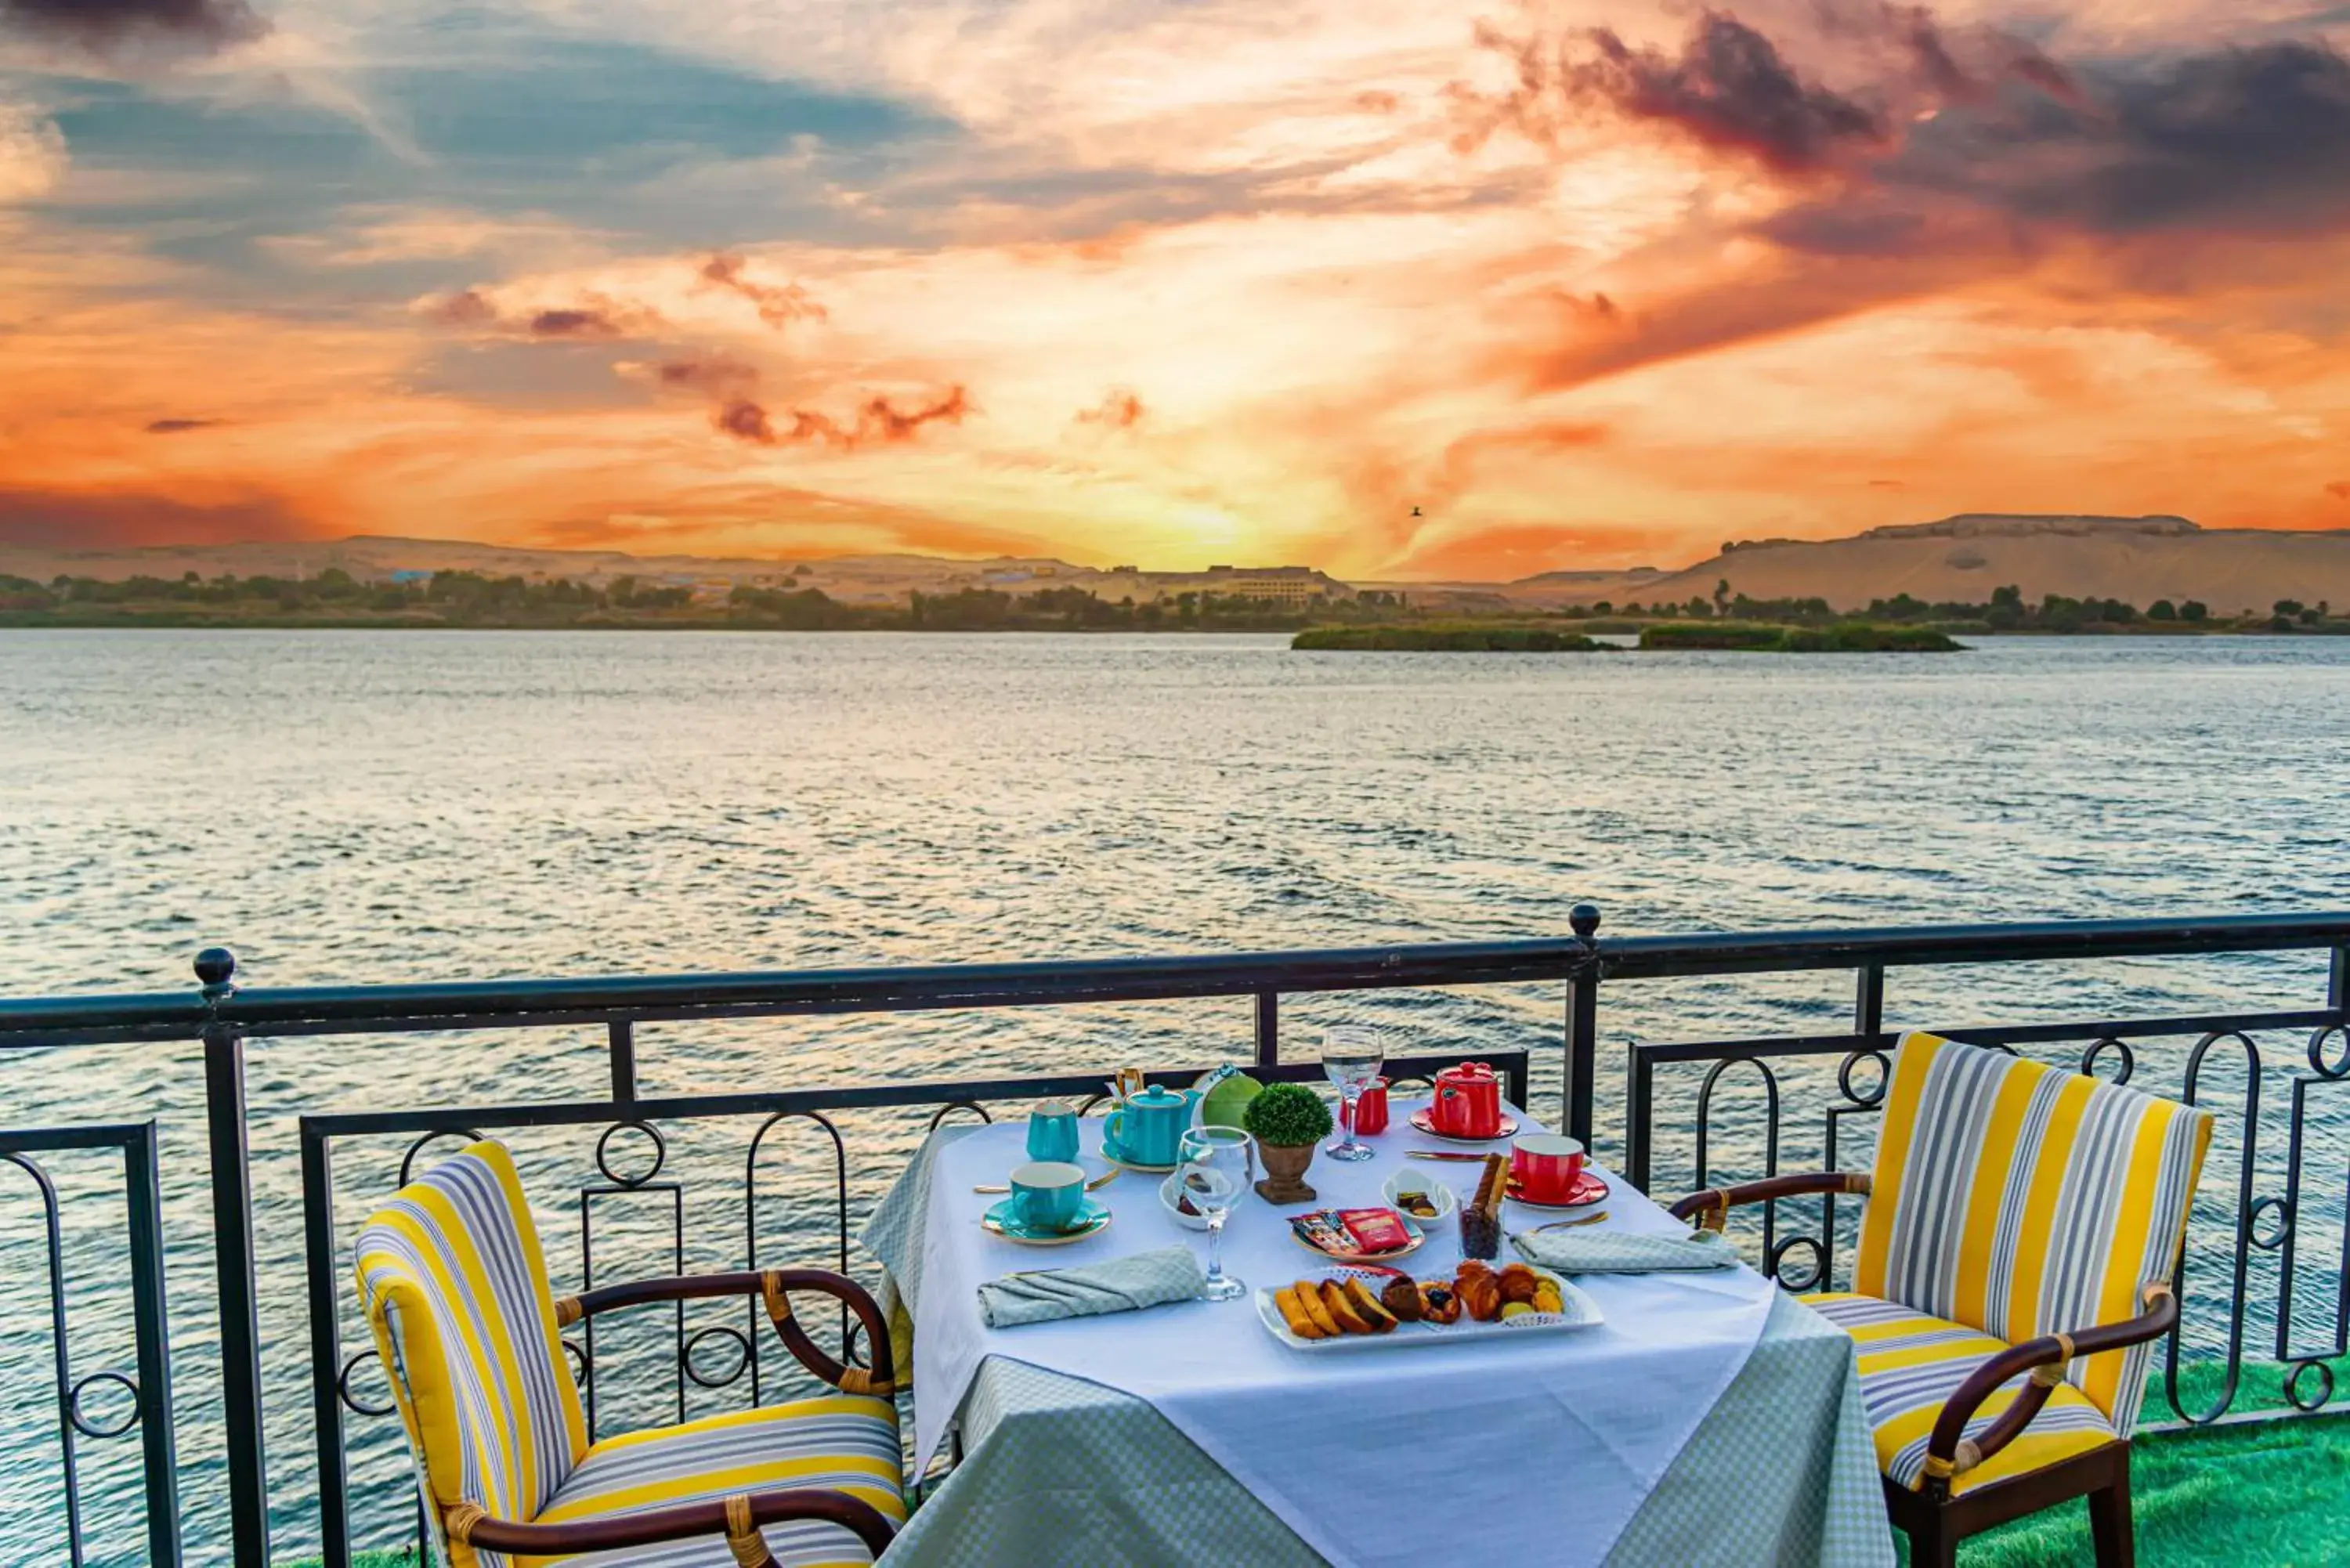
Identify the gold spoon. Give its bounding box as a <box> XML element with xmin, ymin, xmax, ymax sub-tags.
<box><xmin>972</xmin><ymin>1169</ymin><xmax>1120</xmax><ymax>1195</ymax></box>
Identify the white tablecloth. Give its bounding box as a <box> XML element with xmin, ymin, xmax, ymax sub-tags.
<box><xmin>913</xmin><ymin>1100</ymin><xmax>1777</xmax><ymax>1568</ymax></box>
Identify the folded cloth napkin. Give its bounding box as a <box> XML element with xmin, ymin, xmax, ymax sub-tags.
<box><xmin>1509</xmin><ymin>1227</ymin><xmax>1741</xmax><ymax>1274</ymax></box>
<box><xmin>978</xmin><ymin>1245</ymin><xmax>1206</xmax><ymax>1328</ymax></box>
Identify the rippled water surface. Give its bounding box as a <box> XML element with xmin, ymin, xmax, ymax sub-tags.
<box><xmin>3</xmin><ymin>629</ymin><xmax>2347</xmax><ymax>1562</ymax></box>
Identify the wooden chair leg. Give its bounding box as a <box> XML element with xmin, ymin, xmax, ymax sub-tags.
<box><xmin>2087</xmin><ymin>1454</ymin><xmax>2135</xmax><ymax>1568</ymax></box>
<box><xmin>1905</xmin><ymin>1516</ymin><xmax>1959</xmax><ymax>1568</ymax></box>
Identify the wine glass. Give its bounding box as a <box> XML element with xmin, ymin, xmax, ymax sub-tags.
<box><xmin>1176</xmin><ymin>1126</ymin><xmax>1250</xmax><ymax>1302</ymax></box>
<box><xmin>1321</xmin><ymin>1024</ymin><xmax>1386</xmax><ymax>1162</ymax></box>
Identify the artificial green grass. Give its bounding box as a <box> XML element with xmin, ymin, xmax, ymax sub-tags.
<box><xmin>1932</xmin><ymin>1414</ymin><xmax>2350</xmax><ymax>1566</ymax></box>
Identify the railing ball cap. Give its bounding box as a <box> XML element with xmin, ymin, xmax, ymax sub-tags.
<box><xmin>194</xmin><ymin>947</ymin><xmax>237</xmax><ymax>989</ymax></box>
<box><xmin>1569</xmin><ymin>904</ymin><xmax>1601</xmax><ymax>940</ymax></box>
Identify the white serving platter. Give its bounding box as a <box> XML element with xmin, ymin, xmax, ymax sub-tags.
<box><xmin>1254</xmin><ymin>1267</ymin><xmax>1603</xmax><ymax>1353</ymax></box>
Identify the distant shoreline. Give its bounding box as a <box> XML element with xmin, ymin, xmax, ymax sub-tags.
<box><xmin>3</xmin><ymin>614</ymin><xmax>2342</xmax><ymax>638</ymax></box>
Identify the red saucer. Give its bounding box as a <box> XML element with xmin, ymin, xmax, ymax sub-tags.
<box><xmin>1506</xmin><ymin>1169</ymin><xmax>1610</xmax><ymax>1210</ymax></box>
<box><xmin>1408</xmin><ymin>1107</ymin><xmax>1520</xmax><ymax>1143</ymax></box>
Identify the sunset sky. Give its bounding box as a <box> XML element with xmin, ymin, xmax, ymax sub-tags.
<box><xmin>3</xmin><ymin>0</ymin><xmax>2348</xmax><ymax>577</ymax></box>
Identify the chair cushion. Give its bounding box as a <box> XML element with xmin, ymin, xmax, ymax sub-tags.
<box><xmin>1853</xmin><ymin>1031</ymin><xmax>2211</xmax><ymax>1436</ymax></box>
<box><xmin>1804</xmin><ymin>1292</ymin><xmax>2118</xmax><ymax>1497</ymax></box>
<box><xmin>355</xmin><ymin>1140</ymin><xmax>589</xmax><ymax>1565</ymax></box>
<box><xmin>519</xmin><ymin>1395</ymin><xmax>906</xmax><ymax>1567</ymax></box>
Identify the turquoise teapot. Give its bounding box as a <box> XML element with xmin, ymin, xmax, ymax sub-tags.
<box><xmin>1104</xmin><ymin>1082</ymin><xmax>1201</xmax><ymax>1168</ymax></box>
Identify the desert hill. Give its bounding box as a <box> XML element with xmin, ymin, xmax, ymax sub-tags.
<box><xmin>1501</xmin><ymin>516</ymin><xmax>2350</xmax><ymax>614</ymax></box>
<box><xmin>10</xmin><ymin>515</ymin><xmax>2350</xmax><ymax>614</ymax></box>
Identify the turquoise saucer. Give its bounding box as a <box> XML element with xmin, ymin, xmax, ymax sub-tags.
<box><xmin>1100</xmin><ymin>1141</ymin><xmax>1178</xmax><ymax>1174</ymax></box>
<box><xmin>982</xmin><ymin>1195</ymin><xmax>1113</xmax><ymax>1246</ymax></box>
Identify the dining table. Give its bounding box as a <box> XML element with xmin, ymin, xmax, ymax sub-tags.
<box><xmin>860</xmin><ymin>1093</ymin><xmax>1894</xmax><ymax>1567</ymax></box>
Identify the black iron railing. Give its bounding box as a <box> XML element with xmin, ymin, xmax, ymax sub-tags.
<box><xmin>1</xmin><ymin>906</ymin><xmax>2346</xmax><ymax>1566</ymax></box>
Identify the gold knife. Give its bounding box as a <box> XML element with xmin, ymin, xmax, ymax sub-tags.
<box><xmin>1405</xmin><ymin>1150</ymin><xmax>1490</xmax><ymax>1162</ymax></box>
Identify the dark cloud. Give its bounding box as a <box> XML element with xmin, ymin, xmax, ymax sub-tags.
<box><xmin>528</xmin><ymin>306</ymin><xmax>622</xmax><ymax>338</ymax></box>
<box><xmin>719</xmin><ymin>386</ymin><xmax>974</xmax><ymax>450</ymax></box>
<box><xmin>697</xmin><ymin>255</ymin><xmax>827</xmax><ymax>329</ymax></box>
<box><xmin>1354</xmin><ymin>89</ymin><xmax>1401</xmax><ymax>114</ymax></box>
<box><xmin>143</xmin><ymin>417</ymin><xmax>224</xmax><ymax>434</ymax></box>
<box><xmin>1075</xmin><ymin>388</ymin><xmax>1145</xmax><ymax>429</ymax></box>
<box><xmin>421</xmin><ymin>287</ymin><xmax>663</xmax><ymax>340</ymax></box>
<box><xmin>0</xmin><ymin>0</ymin><xmax>268</xmax><ymax>57</ymax></box>
<box><xmin>1453</xmin><ymin>2</ymin><xmax>2077</xmax><ymax>173</ymax></box>
<box><xmin>654</xmin><ymin>353</ymin><xmax>761</xmax><ymax>397</ymax></box>
<box><xmin>1562</xmin><ymin>13</ymin><xmax>1889</xmax><ymax>172</ymax></box>
<box><xmin>0</xmin><ymin>486</ymin><xmax>310</xmax><ymax>548</ymax></box>
<box><xmin>656</xmin><ymin>353</ymin><xmax>973</xmax><ymax>452</ymax></box>
<box><xmin>2328</xmin><ymin>480</ymin><xmax>2350</xmax><ymax>500</ymax></box>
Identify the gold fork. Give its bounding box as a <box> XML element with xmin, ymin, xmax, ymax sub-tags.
<box><xmin>1530</xmin><ymin>1210</ymin><xmax>1609</xmax><ymax>1233</ymax></box>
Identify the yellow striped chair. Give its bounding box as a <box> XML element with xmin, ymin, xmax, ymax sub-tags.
<box><xmin>1672</xmin><ymin>1031</ymin><xmax>2211</xmax><ymax>1568</ymax></box>
<box><xmin>355</xmin><ymin>1140</ymin><xmax>906</xmax><ymax>1567</ymax></box>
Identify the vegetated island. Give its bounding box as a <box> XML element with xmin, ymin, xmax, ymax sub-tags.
<box><xmin>1636</xmin><ymin>621</ymin><xmax>1963</xmax><ymax>652</ymax></box>
<box><xmin>1290</xmin><ymin>620</ymin><xmax>1961</xmax><ymax>652</ymax></box>
<box><xmin>1292</xmin><ymin>622</ymin><xmax>1611</xmax><ymax>652</ymax></box>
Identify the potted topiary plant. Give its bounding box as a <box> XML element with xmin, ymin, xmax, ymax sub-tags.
<box><xmin>1242</xmin><ymin>1081</ymin><xmax>1334</xmax><ymax>1202</ymax></box>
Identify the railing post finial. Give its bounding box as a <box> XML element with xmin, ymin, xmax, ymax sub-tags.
<box><xmin>194</xmin><ymin>947</ymin><xmax>238</xmax><ymax>999</ymax></box>
<box><xmin>1569</xmin><ymin>903</ymin><xmax>1601</xmax><ymax>945</ymax></box>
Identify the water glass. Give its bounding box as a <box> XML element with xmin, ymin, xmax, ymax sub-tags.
<box><xmin>1177</xmin><ymin>1126</ymin><xmax>1251</xmax><ymax>1302</ymax></box>
<box><xmin>1321</xmin><ymin>1024</ymin><xmax>1386</xmax><ymax>1162</ymax></box>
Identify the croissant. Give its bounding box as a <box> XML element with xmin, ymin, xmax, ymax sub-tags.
<box><xmin>1455</xmin><ymin>1269</ymin><xmax>1504</xmax><ymax>1322</ymax></box>
<box><xmin>1499</xmin><ymin>1263</ymin><xmax>1541</xmax><ymax>1306</ymax></box>
<box><xmin>1419</xmin><ymin>1282</ymin><xmax>1462</xmax><ymax>1324</ymax></box>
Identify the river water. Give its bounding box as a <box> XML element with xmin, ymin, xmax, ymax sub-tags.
<box><xmin>2</xmin><ymin>629</ymin><xmax>2346</xmax><ymax>1561</ymax></box>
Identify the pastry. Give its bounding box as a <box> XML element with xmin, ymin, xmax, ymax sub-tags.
<box><xmin>1274</xmin><ymin>1285</ymin><xmax>1326</xmax><ymax>1339</ymax></box>
<box><xmin>1419</xmin><ymin>1282</ymin><xmax>1461</xmax><ymax>1324</ymax></box>
<box><xmin>1455</xmin><ymin>1267</ymin><xmax>1503</xmax><ymax>1322</ymax></box>
<box><xmin>1296</xmin><ymin>1281</ymin><xmax>1343</xmax><ymax>1338</ymax></box>
<box><xmin>1344</xmin><ymin>1277</ymin><xmax>1399</xmax><ymax>1333</ymax></box>
<box><xmin>1379</xmin><ymin>1275</ymin><xmax>1424</xmax><ymax>1323</ymax></box>
<box><xmin>1531</xmin><ymin>1281</ymin><xmax>1565</xmax><ymax>1316</ymax></box>
<box><xmin>1498</xmin><ymin>1263</ymin><xmax>1541</xmax><ymax>1306</ymax></box>
<box><xmin>1500</xmin><ymin>1301</ymin><xmax>1534</xmax><ymax>1321</ymax></box>
<box><xmin>1321</xmin><ymin>1280</ymin><xmax>1372</xmax><ymax>1335</ymax></box>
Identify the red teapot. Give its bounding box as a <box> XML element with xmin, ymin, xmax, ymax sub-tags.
<box><xmin>1430</xmin><ymin>1061</ymin><xmax>1505</xmax><ymax>1140</ymax></box>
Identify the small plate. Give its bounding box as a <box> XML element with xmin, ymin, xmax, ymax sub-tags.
<box><xmin>1159</xmin><ymin>1170</ymin><xmax>1217</xmax><ymax>1231</ymax></box>
<box><xmin>1408</xmin><ymin>1108</ymin><xmax>1520</xmax><ymax>1143</ymax></box>
<box><xmin>982</xmin><ymin>1196</ymin><xmax>1113</xmax><ymax>1246</ymax></box>
<box><xmin>1380</xmin><ymin>1169</ymin><xmax>1460</xmax><ymax>1227</ymax></box>
<box><xmin>1101</xmin><ymin>1143</ymin><xmax>1179</xmax><ymax>1175</ymax></box>
<box><xmin>1506</xmin><ymin>1170</ymin><xmax>1611</xmax><ymax>1211</ymax></box>
<box><xmin>1290</xmin><ymin>1213</ymin><xmax>1425</xmax><ymax>1266</ymax></box>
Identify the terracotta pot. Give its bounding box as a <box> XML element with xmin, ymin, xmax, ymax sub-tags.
<box><xmin>1254</xmin><ymin>1139</ymin><xmax>1317</xmax><ymax>1204</ymax></box>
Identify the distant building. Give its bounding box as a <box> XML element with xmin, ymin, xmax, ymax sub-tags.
<box><xmin>388</xmin><ymin>569</ymin><xmax>433</xmax><ymax>585</ymax></box>
<box><xmin>1106</xmin><ymin>564</ymin><xmax>1354</xmax><ymax>606</ymax></box>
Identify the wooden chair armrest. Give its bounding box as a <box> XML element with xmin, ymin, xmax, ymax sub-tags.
<box><xmin>559</xmin><ymin>1267</ymin><xmax>897</xmax><ymax>1396</ymax></box>
<box><xmin>1920</xmin><ymin>1281</ymin><xmax>2178</xmax><ymax>1497</ymax></box>
<box><xmin>454</xmin><ymin>1486</ymin><xmax>897</xmax><ymax>1563</ymax></box>
<box><xmin>1669</xmin><ymin>1171</ymin><xmax>1871</xmax><ymax>1231</ymax></box>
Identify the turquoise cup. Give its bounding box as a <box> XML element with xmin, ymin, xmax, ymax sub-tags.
<box><xmin>1008</xmin><ymin>1161</ymin><xmax>1088</xmax><ymax>1234</ymax></box>
<box><xmin>1025</xmin><ymin>1100</ymin><xmax>1081</xmax><ymax>1164</ymax></box>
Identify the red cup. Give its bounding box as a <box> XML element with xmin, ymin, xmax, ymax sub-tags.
<box><xmin>1344</xmin><ymin>1078</ymin><xmax>1390</xmax><ymax>1135</ymax></box>
<box><xmin>1509</xmin><ymin>1133</ymin><xmax>1585</xmax><ymax>1203</ymax></box>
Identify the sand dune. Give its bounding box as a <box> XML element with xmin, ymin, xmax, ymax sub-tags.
<box><xmin>1503</xmin><ymin>516</ymin><xmax>2350</xmax><ymax>614</ymax></box>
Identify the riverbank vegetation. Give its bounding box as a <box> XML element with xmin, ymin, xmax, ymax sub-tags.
<box><xmin>4</xmin><ymin>569</ymin><xmax>2345</xmax><ymax>637</ymax></box>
